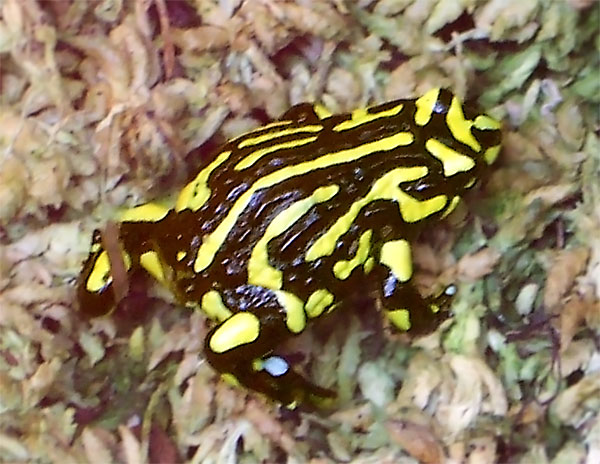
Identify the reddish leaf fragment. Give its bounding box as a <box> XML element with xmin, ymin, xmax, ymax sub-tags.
<box><xmin>385</xmin><ymin>419</ymin><xmax>445</xmax><ymax>464</ymax></box>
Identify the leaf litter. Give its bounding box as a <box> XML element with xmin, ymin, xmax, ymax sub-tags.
<box><xmin>0</xmin><ymin>0</ymin><xmax>598</xmax><ymax>462</ymax></box>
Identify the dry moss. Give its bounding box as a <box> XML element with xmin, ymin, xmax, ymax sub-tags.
<box><xmin>0</xmin><ymin>0</ymin><xmax>598</xmax><ymax>462</ymax></box>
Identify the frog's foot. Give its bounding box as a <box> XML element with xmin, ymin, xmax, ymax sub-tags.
<box><xmin>380</xmin><ymin>277</ymin><xmax>455</xmax><ymax>336</ymax></box>
<box><xmin>424</xmin><ymin>283</ymin><xmax>456</xmax><ymax>315</ymax></box>
<box><xmin>212</xmin><ymin>354</ymin><xmax>336</xmax><ymax>408</ymax></box>
<box><xmin>204</xmin><ymin>311</ymin><xmax>335</xmax><ymax>408</ymax></box>
<box><xmin>241</xmin><ymin>355</ymin><xmax>336</xmax><ymax>408</ymax></box>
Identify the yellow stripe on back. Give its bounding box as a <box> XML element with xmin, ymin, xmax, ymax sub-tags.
<box><xmin>414</xmin><ymin>88</ymin><xmax>440</xmax><ymax>126</ymax></box>
<box><xmin>193</xmin><ymin>131</ymin><xmax>415</xmax><ymax>272</ymax></box>
<box><xmin>235</xmin><ymin>135</ymin><xmax>319</xmax><ymax>170</ymax></box>
<box><xmin>175</xmin><ymin>150</ymin><xmax>232</xmax><ymax>212</ymax></box>
<box><xmin>306</xmin><ymin>166</ymin><xmax>447</xmax><ymax>261</ymax></box>
<box><xmin>248</xmin><ymin>185</ymin><xmax>340</xmax><ymax>289</ymax></box>
<box><xmin>119</xmin><ymin>203</ymin><xmax>170</xmax><ymax>222</ymax></box>
<box><xmin>237</xmin><ymin>125</ymin><xmax>323</xmax><ymax>149</ymax></box>
<box><xmin>333</xmin><ymin>104</ymin><xmax>403</xmax><ymax>132</ymax></box>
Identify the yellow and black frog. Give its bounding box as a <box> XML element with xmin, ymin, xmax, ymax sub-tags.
<box><xmin>77</xmin><ymin>88</ymin><xmax>501</xmax><ymax>407</ymax></box>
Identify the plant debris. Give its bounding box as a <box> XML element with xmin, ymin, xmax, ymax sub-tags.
<box><xmin>0</xmin><ymin>0</ymin><xmax>598</xmax><ymax>462</ymax></box>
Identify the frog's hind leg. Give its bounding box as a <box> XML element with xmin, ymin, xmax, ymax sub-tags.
<box><xmin>203</xmin><ymin>289</ymin><xmax>335</xmax><ymax>407</ymax></box>
<box><xmin>77</xmin><ymin>226</ymin><xmax>138</xmax><ymax>317</ymax></box>
<box><xmin>380</xmin><ymin>278</ymin><xmax>454</xmax><ymax>335</ymax></box>
<box><xmin>77</xmin><ymin>229</ymin><xmax>120</xmax><ymax>317</ymax></box>
<box><xmin>77</xmin><ymin>218</ymin><xmax>170</xmax><ymax>318</ymax></box>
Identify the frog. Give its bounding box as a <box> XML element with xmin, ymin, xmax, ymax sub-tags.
<box><xmin>77</xmin><ymin>88</ymin><xmax>501</xmax><ymax>407</ymax></box>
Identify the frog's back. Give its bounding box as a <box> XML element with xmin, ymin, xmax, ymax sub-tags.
<box><xmin>159</xmin><ymin>89</ymin><xmax>497</xmax><ymax>302</ymax></box>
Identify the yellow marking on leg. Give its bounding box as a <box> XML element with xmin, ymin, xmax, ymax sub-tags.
<box><xmin>176</xmin><ymin>250</ymin><xmax>187</xmax><ymax>261</ymax></box>
<box><xmin>118</xmin><ymin>202</ymin><xmax>170</xmax><ymax>222</ymax></box>
<box><xmin>175</xmin><ymin>150</ymin><xmax>232</xmax><ymax>212</ymax></box>
<box><xmin>441</xmin><ymin>195</ymin><xmax>461</xmax><ymax>219</ymax></box>
<box><xmin>252</xmin><ymin>359</ymin><xmax>264</xmax><ymax>371</ymax></box>
<box><xmin>86</xmin><ymin>251</ymin><xmax>111</xmax><ymax>292</ymax></box>
<box><xmin>364</xmin><ymin>257</ymin><xmax>375</xmax><ymax>274</ymax></box>
<box><xmin>248</xmin><ymin>185</ymin><xmax>339</xmax><ymax>289</ymax></box>
<box><xmin>425</xmin><ymin>138</ymin><xmax>475</xmax><ymax>177</ymax></box>
<box><xmin>446</xmin><ymin>97</ymin><xmax>480</xmax><ymax>152</ymax></box>
<box><xmin>333</xmin><ymin>230</ymin><xmax>372</xmax><ymax>280</ymax></box>
<box><xmin>237</xmin><ymin>125</ymin><xmax>322</xmax><ymax>149</ymax></box>
<box><xmin>86</xmin><ymin>250</ymin><xmax>132</xmax><ymax>292</ymax></box>
<box><xmin>235</xmin><ymin>135</ymin><xmax>319</xmax><ymax>170</ymax></box>
<box><xmin>387</xmin><ymin>309</ymin><xmax>411</xmax><ymax>331</ymax></box>
<box><xmin>380</xmin><ymin>239</ymin><xmax>412</xmax><ymax>282</ymax></box>
<box><xmin>305</xmin><ymin>289</ymin><xmax>334</xmax><ymax>318</ymax></box>
<box><xmin>201</xmin><ymin>290</ymin><xmax>233</xmax><ymax>322</ymax></box>
<box><xmin>333</xmin><ymin>103</ymin><xmax>403</xmax><ymax>132</ymax></box>
<box><xmin>140</xmin><ymin>251</ymin><xmax>165</xmax><ymax>283</ymax></box>
<box><xmin>465</xmin><ymin>178</ymin><xmax>477</xmax><ymax>189</ymax></box>
<box><xmin>484</xmin><ymin>145</ymin><xmax>501</xmax><ymax>165</ymax></box>
<box><xmin>194</xmin><ymin>131</ymin><xmax>415</xmax><ymax>272</ymax></box>
<box><xmin>414</xmin><ymin>88</ymin><xmax>440</xmax><ymax>126</ymax></box>
<box><xmin>209</xmin><ymin>312</ymin><xmax>260</xmax><ymax>354</ymax></box>
<box><xmin>306</xmin><ymin>166</ymin><xmax>447</xmax><ymax>261</ymax></box>
<box><xmin>274</xmin><ymin>290</ymin><xmax>306</xmax><ymax>334</ymax></box>
<box><xmin>313</xmin><ymin>103</ymin><xmax>333</xmax><ymax>119</ymax></box>
<box><xmin>221</xmin><ymin>373</ymin><xmax>241</xmax><ymax>387</ymax></box>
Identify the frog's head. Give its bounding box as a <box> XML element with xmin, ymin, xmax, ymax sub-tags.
<box><xmin>403</xmin><ymin>88</ymin><xmax>502</xmax><ymax>220</ymax></box>
<box><xmin>415</xmin><ymin>87</ymin><xmax>502</xmax><ymax>176</ymax></box>
<box><xmin>457</xmin><ymin>95</ymin><xmax>503</xmax><ymax>168</ymax></box>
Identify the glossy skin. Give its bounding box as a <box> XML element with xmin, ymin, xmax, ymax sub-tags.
<box><xmin>77</xmin><ymin>88</ymin><xmax>501</xmax><ymax>406</ymax></box>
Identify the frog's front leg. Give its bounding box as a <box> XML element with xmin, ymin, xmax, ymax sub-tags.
<box><xmin>376</xmin><ymin>238</ymin><xmax>454</xmax><ymax>335</ymax></box>
<box><xmin>202</xmin><ymin>286</ymin><xmax>335</xmax><ymax>407</ymax></box>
